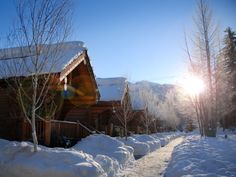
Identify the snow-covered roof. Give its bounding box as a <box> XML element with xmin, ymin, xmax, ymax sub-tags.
<box><xmin>96</xmin><ymin>77</ymin><xmax>127</xmax><ymax>102</ymax></box>
<box><xmin>0</xmin><ymin>41</ymin><xmax>86</xmax><ymax>80</ymax></box>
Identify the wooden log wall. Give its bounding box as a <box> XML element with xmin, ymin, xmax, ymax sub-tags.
<box><xmin>0</xmin><ymin>88</ymin><xmax>9</xmax><ymax>119</ymax></box>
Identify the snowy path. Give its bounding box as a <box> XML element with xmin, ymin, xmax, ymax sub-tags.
<box><xmin>119</xmin><ymin>136</ymin><xmax>184</xmax><ymax>177</ymax></box>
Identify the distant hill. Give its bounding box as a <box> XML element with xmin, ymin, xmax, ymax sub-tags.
<box><xmin>129</xmin><ymin>80</ymin><xmax>175</xmax><ymax>109</ymax></box>
<box><xmin>129</xmin><ymin>81</ymin><xmax>174</xmax><ymax>101</ymax></box>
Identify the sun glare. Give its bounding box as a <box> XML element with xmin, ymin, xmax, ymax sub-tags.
<box><xmin>180</xmin><ymin>75</ymin><xmax>205</xmax><ymax>96</ymax></box>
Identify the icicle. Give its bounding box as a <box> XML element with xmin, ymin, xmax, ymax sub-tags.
<box><xmin>83</xmin><ymin>59</ymin><xmax>87</xmax><ymax>65</ymax></box>
<box><xmin>112</xmin><ymin>106</ymin><xmax>116</xmax><ymax>113</ymax></box>
<box><xmin>64</xmin><ymin>77</ymin><xmax>67</xmax><ymax>91</ymax></box>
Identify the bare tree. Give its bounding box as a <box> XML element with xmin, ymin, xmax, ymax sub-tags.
<box><xmin>184</xmin><ymin>0</ymin><xmax>220</xmax><ymax>137</ymax></box>
<box><xmin>113</xmin><ymin>85</ymin><xmax>133</xmax><ymax>140</ymax></box>
<box><xmin>0</xmin><ymin>0</ymin><xmax>71</xmax><ymax>151</ymax></box>
<box><xmin>176</xmin><ymin>80</ymin><xmax>206</xmax><ymax>135</ymax></box>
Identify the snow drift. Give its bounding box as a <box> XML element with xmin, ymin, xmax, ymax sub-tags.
<box><xmin>117</xmin><ymin>136</ymin><xmax>150</xmax><ymax>156</ymax></box>
<box><xmin>117</xmin><ymin>132</ymin><xmax>181</xmax><ymax>157</ymax></box>
<box><xmin>73</xmin><ymin>134</ymin><xmax>134</xmax><ymax>176</ymax></box>
<box><xmin>0</xmin><ymin>132</ymin><xmax>182</xmax><ymax>177</ymax></box>
<box><xmin>165</xmin><ymin>134</ymin><xmax>236</xmax><ymax>177</ymax></box>
<box><xmin>0</xmin><ymin>139</ymin><xmax>106</xmax><ymax>177</ymax></box>
<box><xmin>132</xmin><ymin>134</ymin><xmax>161</xmax><ymax>152</ymax></box>
<box><xmin>151</xmin><ymin>134</ymin><xmax>168</xmax><ymax>147</ymax></box>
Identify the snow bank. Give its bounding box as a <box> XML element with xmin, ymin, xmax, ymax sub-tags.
<box><xmin>132</xmin><ymin>134</ymin><xmax>161</xmax><ymax>152</ymax></box>
<box><xmin>117</xmin><ymin>132</ymin><xmax>182</xmax><ymax>157</ymax></box>
<box><xmin>73</xmin><ymin>134</ymin><xmax>134</xmax><ymax>176</ymax></box>
<box><xmin>94</xmin><ymin>155</ymin><xmax>119</xmax><ymax>177</ymax></box>
<box><xmin>117</xmin><ymin>137</ymin><xmax>150</xmax><ymax>156</ymax></box>
<box><xmin>151</xmin><ymin>134</ymin><xmax>168</xmax><ymax>147</ymax></box>
<box><xmin>0</xmin><ymin>132</ymin><xmax>183</xmax><ymax>177</ymax></box>
<box><xmin>0</xmin><ymin>139</ymin><xmax>106</xmax><ymax>177</ymax></box>
<box><xmin>153</xmin><ymin>131</ymin><xmax>183</xmax><ymax>146</ymax></box>
<box><xmin>165</xmin><ymin>135</ymin><xmax>236</xmax><ymax>177</ymax></box>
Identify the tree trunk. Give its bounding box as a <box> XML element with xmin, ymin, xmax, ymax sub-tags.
<box><xmin>124</xmin><ymin>117</ymin><xmax>128</xmax><ymax>141</ymax></box>
<box><xmin>145</xmin><ymin>123</ymin><xmax>149</xmax><ymax>134</ymax></box>
<box><xmin>200</xmin><ymin>0</ymin><xmax>217</xmax><ymax>137</ymax></box>
<box><xmin>32</xmin><ymin>77</ymin><xmax>38</xmax><ymax>152</ymax></box>
<box><xmin>31</xmin><ymin>110</ymin><xmax>38</xmax><ymax>152</ymax></box>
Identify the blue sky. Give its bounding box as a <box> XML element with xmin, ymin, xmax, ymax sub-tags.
<box><xmin>0</xmin><ymin>0</ymin><xmax>236</xmax><ymax>84</ymax></box>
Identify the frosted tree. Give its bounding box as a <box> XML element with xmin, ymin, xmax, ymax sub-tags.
<box><xmin>184</xmin><ymin>0</ymin><xmax>220</xmax><ymax>137</ymax></box>
<box><xmin>138</xmin><ymin>84</ymin><xmax>159</xmax><ymax>134</ymax></box>
<box><xmin>175</xmin><ymin>85</ymin><xmax>202</xmax><ymax>132</ymax></box>
<box><xmin>0</xmin><ymin>0</ymin><xmax>71</xmax><ymax>152</ymax></box>
<box><xmin>157</xmin><ymin>90</ymin><xmax>182</xmax><ymax>131</ymax></box>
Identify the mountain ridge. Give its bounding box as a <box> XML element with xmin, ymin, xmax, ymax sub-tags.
<box><xmin>129</xmin><ymin>80</ymin><xmax>175</xmax><ymax>101</ymax></box>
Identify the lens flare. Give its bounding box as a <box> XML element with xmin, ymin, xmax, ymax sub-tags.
<box><xmin>180</xmin><ymin>75</ymin><xmax>205</xmax><ymax>96</ymax></box>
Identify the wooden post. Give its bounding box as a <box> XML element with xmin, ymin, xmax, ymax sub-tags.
<box><xmin>120</xmin><ymin>127</ymin><xmax>123</xmax><ymax>137</ymax></box>
<box><xmin>44</xmin><ymin>120</ymin><xmax>51</xmax><ymax>146</ymax></box>
<box><xmin>58</xmin><ymin>123</ymin><xmax>61</xmax><ymax>137</ymax></box>
<box><xmin>76</xmin><ymin>121</ymin><xmax>80</xmax><ymax>139</ymax></box>
<box><xmin>95</xmin><ymin>118</ymin><xmax>99</xmax><ymax>131</ymax></box>
<box><xmin>136</xmin><ymin>126</ymin><xmax>140</xmax><ymax>134</ymax></box>
<box><xmin>21</xmin><ymin>118</ymin><xmax>27</xmax><ymax>141</ymax></box>
<box><xmin>108</xmin><ymin>123</ymin><xmax>113</xmax><ymax>136</ymax></box>
<box><xmin>105</xmin><ymin>125</ymin><xmax>108</xmax><ymax>135</ymax></box>
<box><xmin>87</xmin><ymin>108</ymin><xmax>92</xmax><ymax>125</ymax></box>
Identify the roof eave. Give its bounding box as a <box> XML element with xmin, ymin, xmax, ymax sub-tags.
<box><xmin>59</xmin><ymin>52</ymin><xmax>85</xmax><ymax>81</ymax></box>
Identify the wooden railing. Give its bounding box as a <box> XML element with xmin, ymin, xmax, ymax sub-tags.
<box><xmin>0</xmin><ymin>118</ymin><xmax>93</xmax><ymax>147</ymax></box>
<box><xmin>50</xmin><ymin>120</ymin><xmax>92</xmax><ymax>146</ymax></box>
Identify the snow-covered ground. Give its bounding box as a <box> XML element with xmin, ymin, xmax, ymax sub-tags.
<box><xmin>165</xmin><ymin>133</ymin><xmax>236</xmax><ymax>177</ymax></box>
<box><xmin>120</xmin><ymin>130</ymin><xmax>236</xmax><ymax>177</ymax></box>
<box><xmin>120</xmin><ymin>136</ymin><xmax>184</xmax><ymax>177</ymax></box>
<box><xmin>4</xmin><ymin>131</ymin><xmax>235</xmax><ymax>177</ymax></box>
<box><xmin>0</xmin><ymin>134</ymin><xmax>134</xmax><ymax>177</ymax></box>
<box><xmin>0</xmin><ymin>139</ymin><xmax>106</xmax><ymax>177</ymax></box>
<box><xmin>0</xmin><ymin>132</ymin><xmax>181</xmax><ymax>177</ymax></box>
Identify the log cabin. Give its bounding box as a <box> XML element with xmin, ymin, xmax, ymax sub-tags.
<box><xmin>92</xmin><ymin>77</ymin><xmax>132</xmax><ymax>136</ymax></box>
<box><xmin>0</xmin><ymin>41</ymin><xmax>100</xmax><ymax>146</ymax></box>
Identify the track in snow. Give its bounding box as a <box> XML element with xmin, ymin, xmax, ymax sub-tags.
<box><xmin>119</xmin><ymin>136</ymin><xmax>184</xmax><ymax>177</ymax></box>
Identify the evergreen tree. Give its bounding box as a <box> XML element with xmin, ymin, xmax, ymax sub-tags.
<box><xmin>223</xmin><ymin>27</ymin><xmax>236</xmax><ymax>128</ymax></box>
<box><xmin>224</xmin><ymin>27</ymin><xmax>236</xmax><ymax>83</ymax></box>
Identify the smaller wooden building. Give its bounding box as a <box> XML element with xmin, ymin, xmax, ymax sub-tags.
<box><xmin>92</xmin><ymin>77</ymin><xmax>133</xmax><ymax>136</ymax></box>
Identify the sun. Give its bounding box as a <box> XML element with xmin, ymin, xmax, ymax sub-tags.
<box><xmin>180</xmin><ymin>75</ymin><xmax>205</xmax><ymax>96</ymax></box>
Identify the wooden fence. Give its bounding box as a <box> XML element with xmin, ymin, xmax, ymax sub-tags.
<box><xmin>50</xmin><ymin>120</ymin><xmax>92</xmax><ymax>146</ymax></box>
<box><xmin>0</xmin><ymin>118</ymin><xmax>92</xmax><ymax>147</ymax></box>
<box><xmin>0</xmin><ymin>118</ymin><xmax>22</xmax><ymax>140</ymax></box>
